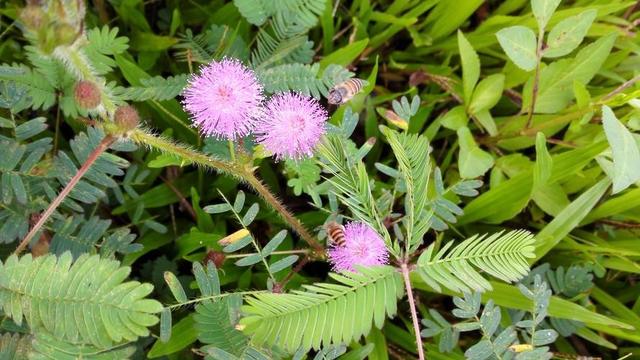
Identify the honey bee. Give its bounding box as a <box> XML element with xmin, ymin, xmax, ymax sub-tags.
<box><xmin>325</xmin><ymin>221</ymin><xmax>346</xmax><ymax>247</ymax></box>
<box><xmin>327</xmin><ymin>78</ymin><xmax>366</xmax><ymax>105</ymax></box>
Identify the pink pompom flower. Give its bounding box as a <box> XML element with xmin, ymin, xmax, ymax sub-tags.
<box><xmin>327</xmin><ymin>221</ymin><xmax>389</xmax><ymax>272</ymax></box>
<box><xmin>255</xmin><ymin>92</ymin><xmax>328</xmax><ymax>160</ymax></box>
<box><xmin>182</xmin><ymin>58</ymin><xmax>263</xmax><ymax>139</ymax></box>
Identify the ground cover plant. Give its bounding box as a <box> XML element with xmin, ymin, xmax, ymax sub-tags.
<box><xmin>0</xmin><ymin>0</ymin><xmax>639</xmax><ymax>359</ymax></box>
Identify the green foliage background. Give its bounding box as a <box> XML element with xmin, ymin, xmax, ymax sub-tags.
<box><xmin>0</xmin><ymin>0</ymin><xmax>639</xmax><ymax>359</ymax></box>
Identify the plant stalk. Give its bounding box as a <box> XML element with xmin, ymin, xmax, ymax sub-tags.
<box><xmin>400</xmin><ymin>262</ymin><xmax>426</xmax><ymax>360</ymax></box>
<box><xmin>15</xmin><ymin>135</ymin><xmax>115</xmax><ymax>255</ymax></box>
<box><xmin>525</xmin><ymin>28</ymin><xmax>545</xmax><ymax>129</ymax></box>
<box><xmin>128</xmin><ymin>129</ymin><xmax>324</xmax><ymax>255</ymax></box>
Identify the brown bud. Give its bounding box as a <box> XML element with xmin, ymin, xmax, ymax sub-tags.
<box><xmin>114</xmin><ymin>105</ymin><xmax>140</xmax><ymax>131</ymax></box>
<box><xmin>204</xmin><ymin>250</ymin><xmax>226</xmax><ymax>268</ymax></box>
<box><xmin>20</xmin><ymin>5</ymin><xmax>46</xmax><ymax>29</ymax></box>
<box><xmin>74</xmin><ymin>81</ymin><xmax>101</xmax><ymax>109</ymax></box>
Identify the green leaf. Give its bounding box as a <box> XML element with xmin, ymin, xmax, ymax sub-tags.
<box><xmin>240</xmin><ymin>266</ymin><xmax>404</xmax><ymax>353</ymax></box>
<box><xmin>544</xmin><ymin>10</ymin><xmax>597</xmax><ymax>58</ymax></box>
<box><xmin>382</xmin><ymin>128</ymin><xmax>431</xmax><ymax>249</ymax></box>
<box><xmin>319</xmin><ymin>39</ymin><xmax>369</xmax><ymax>71</ymax></box>
<box><xmin>261</xmin><ymin>230</ymin><xmax>287</xmax><ymax>257</ymax></box>
<box><xmin>195</xmin><ymin>295</ymin><xmax>248</xmax><ymax>356</ymax></box>
<box><xmin>440</xmin><ymin>105</ymin><xmax>468</xmax><ymax>130</ymax></box>
<box><xmin>457</xmin><ymin>31</ymin><xmax>480</xmax><ymax>103</ymax></box>
<box><xmin>531</xmin><ymin>0</ymin><xmax>561</xmax><ymax>30</ymax></box>
<box><xmin>270</xmin><ymin>255</ymin><xmax>299</xmax><ymax>273</ymax></box>
<box><xmin>241</xmin><ymin>203</ymin><xmax>260</xmax><ymax>226</ymax></box>
<box><xmin>533</xmin><ymin>132</ymin><xmax>552</xmax><ymax>189</ymax></box>
<box><xmin>457</xmin><ymin>127</ymin><xmax>494</xmax><ymax>179</ymax></box>
<box><xmin>204</xmin><ymin>203</ymin><xmax>232</xmax><ymax>214</ymax></box>
<box><xmin>0</xmin><ymin>253</ymin><xmax>162</xmax><ymax>348</ymax></box>
<box><xmin>417</xmin><ymin>230</ymin><xmax>535</xmax><ymax>293</ymax></box>
<box><xmin>160</xmin><ymin>308</ymin><xmax>172</xmax><ymax>343</ymax></box>
<box><xmin>164</xmin><ymin>271</ymin><xmax>188</xmax><ymax>303</ymax></box>
<box><xmin>468</xmin><ymin>74</ymin><xmax>505</xmax><ymax>114</ymax></box>
<box><xmin>235</xmin><ymin>254</ymin><xmax>263</xmax><ymax>267</ymax></box>
<box><xmin>148</xmin><ymin>315</ymin><xmax>198</xmax><ymax>358</ymax></box>
<box><xmin>601</xmin><ymin>106</ymin><xmax>640</xmax><ymax>194</ymax></box>
<box><xmin>496</xmin><ymin>26</ymin><xmax>537</xmax><ymax>71</ymax></box>
<box><xmin>525</xmin><ymin>33</ymin><xmax>617</xmax><ymax>113</ymax></box>
<box><xmin>459</xmin><ymin>141</ymin><xmax>607</xmax><ymax>224</ymax></box>
<box><xmin>534</xmin><ymin>178</ymin><xmax>611</xmax><ymax>261</ymax></box>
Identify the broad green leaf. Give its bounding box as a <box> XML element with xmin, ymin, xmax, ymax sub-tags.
<box><xmin>531</xmin><ymin>0</ymin><xmax>561</xmax><ymax>29</ymax></box>
<box><xmin>440</xmin><ymin>105</ymin><xmax>468</xmax><ymax>130</ymax></box>
<box><xmin>468</xmin><ymin>74</ymin><xmax>505</xmax><ymax>114</ymax></box>
<box><xmin>496</xmin><ymin>26</ymin><xmax>537</xmax><ymax>71</ymax></box>
<box><xmin>533</xmin><ymin>132</ymin><xmax>552</xmax><ymax>189</ymax></box>
<box><xmin>532</xmin><ymin>183</ymin><xmax>570</xmax><ymax>216</ymax></box>
<box><xmin>573</xmin><ymin>80</ymin><xmax>591</xmax><ymax>108</ymax></box>
<box><xmin>457</xmin><ymin>127</ymin><xmax>494</xmax><ymax>179</ymax></box>
<box><xmin>457</xmin><ymin>31</ymin><xmax>480</xmax><ymax>103</ymax></box>
<box><xmin>459</xmin><ymin>141</ymin><xmax>607</xmax><ymax>224</ymax></box>
<box><xmin>534</xmin><ymin>178</ymin><xmax>611</xmax><ymax>261</ymax></box>
<box><xmin>411</xmin><ymin>276</ymin><xmax>633</xmax><ymax>330</ymax></box>
<box><xmin>525</xmin><ymin>33</ymin><xmax>617</xmax><ymax>113</ymax></box>
<box><xmin>544</xmin><ymin>10</ymin><xmax>597</xmax><ymax>58</ymax></box>
<box><xmin>474</xmin><ymin>110</ymin><xmax>498</xmax><ymax>137</ymax></box>
<box><xmin>601</xmin><ymin>106</ymin><xmax>640</xmax><ymax>194</ymax></box>
<box><xmin>319</xmin><ymin>39</ymin><xmax>369</xmax><ymax>71</ymax></box>
<box><xmin>581</xmin><ymin>188</ymin><xmax>640</xmax><ymax>225</ymax></box>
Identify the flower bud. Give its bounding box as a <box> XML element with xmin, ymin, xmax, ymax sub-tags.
<box><xmin>114</xmin><ymin>105</ymin><xmax>140</xmax><ymax>132</ymax></box>
<box><xmin>54</xmin><ymin>23</ymin><xmax>77</xmax><ymax>46</ymax></box>
<box><xmin>20</xmin><ymin>5</ymin><xmax>46</xmax><ymax>30</ymax></box>
<box><xmin>74</xmin><ymin>81</ymin><xmax>101</xmax><ymax>109</ymax></box>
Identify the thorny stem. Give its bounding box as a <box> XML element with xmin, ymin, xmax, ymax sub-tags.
<box><xmin>128</xmin><ymin>129</ymin><xmax>324</xmax><ymax>255</ymax></box>
<box><xmin>15</xmin><ymin>135</ymin><xmax>115</xmax><ymax>255</ymax></box>
<box><xmin>400</xmin><ymin>262</ymin><xmax>425</xmax><ymax>360</ymax></box>
<box><xmin>526</xmin><ymin>28</ymin><xmax>545</xmax><ymax>129</ymax></box>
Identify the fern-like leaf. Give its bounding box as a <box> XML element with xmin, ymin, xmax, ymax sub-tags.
<box><xmin>317</xmin><ymin>135</ymin><xmax>391</xmax><ymax>248</ymax></box>
<box><xmin>117</xmin><ymin>74</ymin><xmax>188</xmax><ymax>102</ymax></box>
<box><xmin>417</xmin><ymin>230</ymin><xmax>536</xmax><ymax>293</ymax></box>
<box><xmin>29</xmin><ymin>332</ymin><xmax>136</xmax><ymax>360</ymax></box>
<box><xmin>257</xmin><ymin>63</ymin><xmax>352</xmax><ymax>98</ymax></box>
<box><xmin>240</xmin><ymin>266</ymin><xmax>404</xmax><ymax>353</ymax></box>
<box><xmin>83</xmin><ymin>26</ymin><xmax>129</xmax><ymax>75</ymax></box>
<box><xmin>195</xmin><ymin>295</ymin><xmax>248</xmax><ymax>357</ymax></box>
<box><xmin>0</xmin><ymin>333</ymin><xmax>30</xmax><ymax>360</ymax></box>
<box><xmin>0</xmin><ymin>253</ymin><xmax>163</xmax><ymax>348</ymax></box>
<box><xmin>382</xmin><ymin>127</ymin><xmax>431</xmax><ymax>251</ymax></box>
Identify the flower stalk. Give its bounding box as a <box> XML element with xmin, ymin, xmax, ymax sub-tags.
<box><xmin>15</xmin><ymin>135</ymin><xmax>116</xmax><ymax>255</ymax></box>
<box><xmin>401</xmin><ymin>262</ymin><xmax>426</xmax><ymax>360</ymax></box>
<box><xmin>127</xmin><ymin>128</ymin><xmax>324</xmax><ymax>255</ymax></box>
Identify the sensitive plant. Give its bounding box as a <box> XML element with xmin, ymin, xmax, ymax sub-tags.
<box><xmin>0</xmin><ymin>0</ymin><xmax>638</xmax><ymax>359</ymax></box>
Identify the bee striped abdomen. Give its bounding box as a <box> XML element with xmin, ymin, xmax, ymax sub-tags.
<box><xmin>327</xmin><ymin>79</ymin><xmax>365</xmax><ymax>105</ymax></box>
<box><xmin>325</xmin><ymin>222</ymin><xmax>346</xmax><ymax>247</ymax></box>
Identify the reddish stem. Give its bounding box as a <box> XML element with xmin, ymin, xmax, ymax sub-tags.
<box><xmin>15</xmin><ymin>136</ymin><xmax>115</xmax><ymax>255</ymax></box>
<box><xmin>401</xmin><ymin>262</ymin><xmax>426</xmax><ymax>360</ymax></box>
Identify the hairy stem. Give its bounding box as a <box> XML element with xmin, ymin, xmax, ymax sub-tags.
<box><xmin>15</xmin><ymin>135</ymin><xmax>115</xmax><ymax>255</ymax></box>
<box><xmin>128</xmin><ymin>129</ymin><xmax>324</xmax><ymax>255</ymax></box>
<box><xmin>401</xmin><ymin>263</ymin><xmax>425</xmax><ymax>360</ymax></box>
<box><xmin>243</xmin><ymin>172</ymin><xmax>324</xmax><ymax>255</ymax></box>
<box><xmin>526</xmin><ymin>29</ymin><xmax>545</xmax><ymax>129</ymax></box>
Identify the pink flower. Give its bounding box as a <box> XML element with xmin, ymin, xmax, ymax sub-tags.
<box><xmin>182</xmin><ymin>58</ymin><xmax>263</xmax><ymax>139</ymax></box>
<box><xmin>255</xmin><ymin>92</ymin><xmax>327</xmax><ymax>160</ymax></box>
<box><xmin>327</xmin><ymin>221</ymin><xmax>389</xmax><ymax>272</ymax></box>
